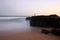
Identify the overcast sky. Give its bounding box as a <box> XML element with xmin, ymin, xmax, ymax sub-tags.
<box><xmin>0</xmin><ymin>0</ymin><xmax>60</xmax><ymax>16</ymax></box>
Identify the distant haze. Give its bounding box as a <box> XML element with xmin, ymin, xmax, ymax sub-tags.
<box><xmin>0</xmin><ymin>0</ymin><xmax>60</xmax><ymax>16</ymax></box>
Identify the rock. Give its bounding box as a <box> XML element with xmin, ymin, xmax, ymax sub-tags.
<box><xmin>30</xmin><ymin>14</ymin><xmax>60</xmax><ymax>28</ymax></box>
<box><xmin>26</xmin><ymin>17</ymin><xmax>31</xmax><ymax>20</ymax></box>
<box><xmin>41</xmin><ymin>29</ymin><xmax>50</xmax><ymax>34</ymax></box>
<box><xmin>51</xmin><ymin>29</ymin><xmax>60</xmax><ymax>36</ymax></box>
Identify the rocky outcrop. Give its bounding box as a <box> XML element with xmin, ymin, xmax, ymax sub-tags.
<box><xmin>26</xmin><ymin>17</ymin><xmax>31</xmax><ymax>20</ymax></box>
<box><xmin>30</xmin><ymin>14</ymin><xmax>60</xmax><ymax>28</ymax></box>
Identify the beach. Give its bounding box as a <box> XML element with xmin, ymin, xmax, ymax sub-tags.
<box><xmin>0</xmin><ymin>28</ymin><xmax>60</xmax><ymax>40</ymax></box>
<box><xmin>0</xmin><ymin>17</ymin><xmax>60</xmax><ymax>40</ymax></box>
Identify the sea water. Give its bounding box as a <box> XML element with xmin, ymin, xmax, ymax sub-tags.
<box><xmin>0</xmin><ymin>17</ymin><xmax>31</xmax><ymax>36</ymax></box>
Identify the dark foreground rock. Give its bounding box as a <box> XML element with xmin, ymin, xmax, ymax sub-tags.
<box><xmin>51</xmin><ymin>29</ymin><xmax>60</xmax><ymax>36</ymax></box>
<box><xmin>41</xmin><ymin>29</ymin><xmax>50</xmax><ymax>34</ymax></box>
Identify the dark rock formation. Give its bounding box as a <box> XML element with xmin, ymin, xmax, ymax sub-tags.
<box><xmin>30</xmin><ymin>14</ymin><xmax>60</xmax><ymax>28</ymax></box>
<box><xmin>51</xmin><ymin>28</ymin><xmax>60</xmax><ymax>36</ymax></box>
<box><xmin>26</xmin><ymin>17</ymin><xmax>31</xmax><ymax>20</ymax></box>
<box><xmin>41</xmin><ymin>29</ymin><xmax>50</xmax><ymax>34</ymax></box>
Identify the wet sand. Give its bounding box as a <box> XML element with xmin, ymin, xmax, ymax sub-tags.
<box><xmin>0</xmin><ymin>28</ymin><xmax>60</xmax><ymax>40</ymax></box>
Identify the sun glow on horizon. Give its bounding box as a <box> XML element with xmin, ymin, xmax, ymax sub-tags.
<box><xmin>33</xmin><ymin>8</ymin><xmax>60</xmax><ymax>16</ymax></box>
<box><xmin>31</xmin><ymin>0</ymin><xmax>60</xmax><ymax>16</ymax></box>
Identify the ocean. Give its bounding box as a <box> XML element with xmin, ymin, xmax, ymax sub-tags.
<box><xmin>0</xmin><ymin>17</ymin><xmax>31</xmax><ymax>36</ymax></box>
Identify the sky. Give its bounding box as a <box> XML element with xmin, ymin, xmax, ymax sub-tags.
<box><xmin>0</xmin><ymin>0</ymin><xmax>60</xmax><ymax>16</ymax></box>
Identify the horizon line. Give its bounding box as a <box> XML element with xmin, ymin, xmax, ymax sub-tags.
<box><xmin>0</xmin><ymin>15</ymin><xmax>32</xmax><ymax>17</ymax></box>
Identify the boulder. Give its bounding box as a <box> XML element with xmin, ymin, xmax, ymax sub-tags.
<box><xmin>51</xmin><ymin>29</ymin><xmax>60</xmax><ymax>36</ymax></box>
<box><xmin>41</xmin><ymin>29</ymin><xmax>50</xmax><ymax>34</ymax></box>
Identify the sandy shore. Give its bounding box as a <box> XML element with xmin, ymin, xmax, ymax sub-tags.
<box><xmin>0</xmin><ymin>28</ymin><xmax>60</xmax><ymax>40</ymax></box>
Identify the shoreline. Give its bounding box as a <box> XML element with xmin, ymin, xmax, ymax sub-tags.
<box><xmin>0</xmin><ymin>28</ymin><xmax>60</xmax><ymax>40</ymax></box>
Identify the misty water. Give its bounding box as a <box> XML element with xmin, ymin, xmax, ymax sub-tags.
<box><xmin>0</xmin><ymin>17</ymin><xmax>32</xmax><ymax>36</ymax></box>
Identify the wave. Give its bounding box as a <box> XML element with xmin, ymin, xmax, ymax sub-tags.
<box><xmin>0</xmin><ymin>18</ymin><xmax>24</xmax><ymax>22</ymax></box>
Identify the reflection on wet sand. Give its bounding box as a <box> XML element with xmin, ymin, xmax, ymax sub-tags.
<box><xmin>0</xmin><ymin>28</ymin><xmax>60</xmax><ymax>40</ymax></box>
